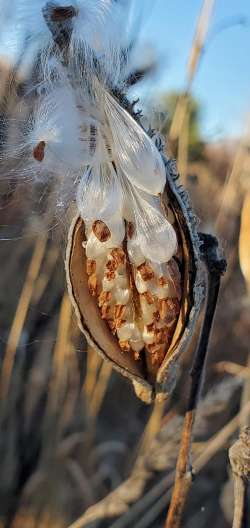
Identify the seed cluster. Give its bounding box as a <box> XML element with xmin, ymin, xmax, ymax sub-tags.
<box><xmin>135</xmin><ymin>258</ymin><xmax>181</xmax><ymax>371</ymax></box>
<box><xmin>84</xmin><ymin>213</ymin><xmax>182</xmax><ymax>373</ymax></box>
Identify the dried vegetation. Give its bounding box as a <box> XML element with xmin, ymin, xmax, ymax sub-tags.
<box><xmin>0</xmin><ymin>1</ymin><xmax>250</xmax><ymax>526</ymax></box>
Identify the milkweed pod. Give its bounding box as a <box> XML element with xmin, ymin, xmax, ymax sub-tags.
<box><xmin>66</xmin><ymin>158</ymin><xmax>203</xmax><ymax>403</ymax></box>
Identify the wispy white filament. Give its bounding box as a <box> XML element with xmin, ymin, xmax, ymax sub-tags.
<box><xmin>76</xmin><ymin>164</ymin><xmax>123</xmax><ymax>223</ymax></box>
<box><xmin>16</xmin><ymin>0</ymin><xmax>134</xmax><ymax>86</ymax></box>
<box><xmin>2</xmin><ymin>0</ymin><xmax>178</xmax><ymax>264</ymax></box>
<box><xmin>105</xmin><ymin>93</ymin><xmax>166</xmax><ymax>195</ymax></box>
<box><xmin>124</xmin><ymin>185</ymin><xmax>178</xmax><ymax>264</ymax></box>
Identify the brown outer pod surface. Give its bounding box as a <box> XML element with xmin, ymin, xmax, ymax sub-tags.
<box><xmin>66</xmin><ymin>158</ymin><xmax>203</xmax><ymax>403</ymax></box>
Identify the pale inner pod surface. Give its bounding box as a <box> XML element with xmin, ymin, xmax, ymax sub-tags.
<box><xmin>67</xmin><ymin>177</ymin><xmax>196</xmax><ymax>396</ymax></box>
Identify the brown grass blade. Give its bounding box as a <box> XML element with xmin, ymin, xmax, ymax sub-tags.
<box><xmin>1</xmin><ymin>236</ymin><xmax>47</xmax><ymax>399</ymax></box>
<box><xmin>239</xmin><ymin>191</ymin><xmax>250</xmax><ymax>294</ymax></box>
<box><xmin>169</xmin><ymin>0</ymin><xmax>215</xmax><ymax>141</ymax></box>
<box><xmin>66</xmin><ymin>379</ymin><xmax>242</xmax><ymax>528</ymax></box>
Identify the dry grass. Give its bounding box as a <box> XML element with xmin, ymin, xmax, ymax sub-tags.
<box><xmin>0</xmin><ymin>2</ymin><xmax>250</xmax><ymax>526</ymax></box>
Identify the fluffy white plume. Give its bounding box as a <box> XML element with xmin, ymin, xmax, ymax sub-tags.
<box><xmin>123</xmin><ymin>185</ymin><xmax>178</xmax><ymax>263</ymax></box>
<box><xmin>76</xmin><ymin>163</ymin><xmax>123</xmax><ymax>223</ymax></box>
<box><xmin>30</xmin><ymin>86</ymin><xmax>88</xmax><ymax>171</ymax></box>
<box><xmin>104</xmin><ymin>93</ymin><xmax>166</xmax><ymax>195</ymax></box>
<box><xmin>15</xmin><ymin>0</ymin><xmax>135</xmax><ymax>86</ymax></box>
<box><xmin>2</xmin><ymin>1</ymin><xmax>177</xmax><ymax>265</ymax></box>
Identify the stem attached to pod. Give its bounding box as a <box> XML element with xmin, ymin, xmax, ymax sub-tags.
<box><xmin>165</xmin><ymin>233</ymin><xmax>227</xmax><ymax>528</ymax></box>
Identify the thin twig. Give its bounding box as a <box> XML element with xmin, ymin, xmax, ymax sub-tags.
<box><xmin>229</xmin><ymin>427</ymin><xmax>250</xmax><ymax>528</ymax></box>
<box><xmin>88</xmin><ymin>360</ymin><xmax>112</xmax><ymax>418</ymax></box>
<box><xmin>165</xmin><ymin>234</ymin><xmax>226</xmax><ymax>528</ymax></box>
<box><xmin>32</xmin><ymin>246</ymin><xmax>59</xmax><ymax>304</ymax></box>
<box><xmin>0</xmin><ymin>236</ymin><xmax>47</xmax><ymax>399</ymax></box>
<box><xmin>67</xmin><ymin>400</ymin><xmax>250</xmax><ymax>528</ymax></box>
<box><xmin>228</xmin><ymin>198</ymin><xmax>250</xmax><ymax>527</ymax></box>
<box><xmin>239</xmin><ymin>354</ymin><xmax>250</xmax><ymax>430</ymax></box>
<box><xmin>169</xmin><ymin>0</ymin><xmax>215</xmax><ymax>141</ymax></box>
<box><xmin>136</xmin><ymin>401</ymin><xmax>166</xmax><ymax>458</ymax></box>
<box><xmin>194</xmin><ymin>403</ymin><xmax>250</xmax><ymax>472</ymax></box>
<box><xmin>83</xmin><ymin>348</ymin><xmax>102</xmax><ymax>404</ymax></box>
<box><xmin>51</xmin><ymin>291</ymin><xmax>73</xmax><ymax>400</ymax></box>
<box><xmin>215</xmin><ymin>134</ymin><xmax>249</xmax><ymax>233</ymax></box>
<box><xmin>215</xmin><ymin>361</ymin><xmax>250</xmax><ymax>379</ymax></box>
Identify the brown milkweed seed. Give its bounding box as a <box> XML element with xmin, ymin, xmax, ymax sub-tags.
<box><xmin>119</xmin><ymin>340</ymin><xmax>131</xmax><ymax>352</ymax></box>
<box><xmin>111</xmin><ymin>318</ymin><xmax>126</xmax><ymax>332</ymax></box>
<box><xmin>153</xmin><ymin>311</ymin><xmax>161</xmax><ymax>323</ymax></box>
<box><xmin>127</xmin><ymin>222</ymin><xmax>135</xmax><ymax>239</ymax></box>
<box><xmin>147</xmin><ymin>323</ymin><xmax>155</xmax><ymax>333</ymax></box>
<box><xmin>114</xmin><ymin>304</ymin><xmax>126</xmax><ymax>320</ymax></box>
<box><xmin>105</xmin><ymin>270</ymin><xmax>116</xmax><ymax>281</ymax></box>
<box><xmin>141</xmin><ymin>291</ymin><xmax>155</xmax><ymax>305</ymax></box>
<box><xmin>100</xmin><ymin>303</ymin><xmax>111</xmax><ymax>319</ymax></box>
<box><xmin>88</xmin><ymin>274</ymin><xmax>98</xmax><ymax>297</ymax></box>
<box><xmin>137</xmin><ymin>262</ymin><xmax>155</xmax><ymax>281</ymax></box>
<box><xmin>106</xmin><ymin>259</ymin><xmax>118</xmax><ymax>272</ymax></box>
<box><xmin>158</xmin><ymin>276</ymin><xmax>167</xmax><ymax>287</ymax></box>
<box><xmin>33</xmin><ymin>141</ymin><xmax>46</xmax><ymax>162</ymax></box>
<box><xmin>111</xmin><ymin>248</ymin><xmax>126</xmax><ymax>265</ymax></box>
<box><xmin>147</xmin><ymin>344</ymin><xmax>166</xmax><ymax>365</ymax></box>
<box><xmin>159</xmin><ymin>298</ymin><xmax>180</xmax><ymax>321</ymax></box>
<box><xmin>86</xmin><ymin>259</ymin><xmax>96</xmax><ymax>276</ymax></box>
<box><xmin>92</xmin><ymin>220</ymin><xmax>111</xmax><ymax>242</ymax></box>
<box><xmin>98</xmin><ymin>291</ymin><xmax>112</xmax><ymax>307</ymax></box>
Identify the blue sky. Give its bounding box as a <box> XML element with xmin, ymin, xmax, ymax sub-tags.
<box><xmin>0</xmin><ymin>0</ymin><xmax>250</xmax><ymax>141</ymax></box>
<box><xmin>138</xmin><ymin>0</ymin><xmax>250</xmax><ymax>141</ymax></box>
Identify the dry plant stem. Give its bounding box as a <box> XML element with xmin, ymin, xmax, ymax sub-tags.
<box><xmin>0</xmin><ymin>236</ymin><xmax>47</xmax><ymax>399</ymax></box>
<box><xmin>83</xmin><ymin>347</ymin><xmax>102</xmax><ymax>404</ymax></box>
<box><xmin>32</xmin><ymin>246</ymin><xmax>59</xmax><ymax>304</ymax></box>
<box><xmin>231</xmin><ymin>192</ymin><xmax>250</xmax><ymax>527</ymax></box>
<box><xmin>240</xmin><ymin>354</ymin><xmax>250</xmax><ymax>429</ymax></box>
<box><xmin>46</xmin><ymin>292</ymin><xmax>74</xmax><ymax>432</ymax></box>
<box><xmin>215</xmin><ymin>137</ymin><xmax>248</xmax><ymax>232</ymax></box>
<box><xmin>137</xmin><ymin>401</ymin><xmax>166</xmax><ymax>458</ymax></box>
<box><xmin>177</xmin><ymin>108</ymin><xmax>189</xmax><ymax>184</ymax></box>
<box><xmin>232</xmin><ymin>475</ymin><xmax>247</xmax><ymax>528</ymax></box>
<box><xmin>66</xmin><ymin>402</ymin><xmax>250</xmax><ymax>528</ymax></box>
<box><xmin>230</xmin><ymin>346</ymin><xmax>250</xmax><ymax>525</ymax></box>
<box><xmin>194</xmin><ymin>403</ymin><xmax>250</xmax><ymax>472</ymax></box>
<box><xmin>215</xmin><ymin>361</ymin><xmax>250</xmax><ymax>379</ymax></box>
<box><xmin>169</xmin><ymin>0</ymin><xmax>215</xmax><ymax>141</ymax></box>
<box><xmin>88</xmin><ymin>360</ymin><xmax>112</xmax><ymax>418</ymax></box>
<box><xmin>229</xmin><ymin>427</ymin><xmax>250</xmax><ymax>528</ymax></box>
<box><xmin>165</xmin><ymin>233</ymin><xmax>226</xmax><ymax>528</ymax></box>
<box><xmin>52</xmin><ymin>292</ymin><xmax>72</xmax><ymax>390</ymax></box>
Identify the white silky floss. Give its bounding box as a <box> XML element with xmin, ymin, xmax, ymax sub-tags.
<box><xmin>16</xmin><ymin>1</ymin><xmax>178</xmax><ymax>267</ymax></box>
<box><xmin>16</xmin><ymin>0</ymin><xmax>133</xmax><ymax>83</ymax></box>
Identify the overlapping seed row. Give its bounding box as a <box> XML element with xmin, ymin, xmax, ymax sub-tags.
<box><xmin>134</xmin><ymin>258</ymin><xmax>181</xmax><ymax>374</ymax></box>
<box><xmin>84</xmin><ymin>214</ymin><xmax>182</xmax><ymax>371</ymax></box>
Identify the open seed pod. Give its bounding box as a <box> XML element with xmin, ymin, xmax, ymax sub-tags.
<box><xmin>66</xmin><ymin>157</ymin><xmax>203</xmax><ymax>403</ymax></box>
<box><xmin>5</xmin><ymin>2</ymin><xmax>204</xmax><ymax>403</ymax></box>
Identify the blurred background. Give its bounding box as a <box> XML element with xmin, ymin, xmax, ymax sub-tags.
<box><xmin>0</xmin><ymin>1</ymin><xmax>250</xmax><ymax>527</ymax></box>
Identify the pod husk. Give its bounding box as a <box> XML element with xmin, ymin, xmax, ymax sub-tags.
<box><xmin>66</xmin><ymin>159</ymin><xmax>203</xmax><ymax>403</ymax></box>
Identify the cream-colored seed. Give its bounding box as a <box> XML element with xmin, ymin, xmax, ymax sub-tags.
<box><xmin>117</xmin><ymin>323</ymin><xmax>135</xmax><ymax>341</ymax></box>
<box><xmin>114</xmin><ymin>287</ymin><xmax>130</xmax><ymax>304</ymax></box>
<box><xmin>85</xmin><ymin>223</ymin><xmax>182</xmax><ymax>365</ymax></box>
<box><xmin>142</xmin><ymin>326</ymin><xmax>155</xmax><ymax>345</ymax></box>
<box><xmin>135</xmin><ymin>272</ymin><xmax>148</xmax><ymax>293</ymax></box>
<box><xmin>140</xmin><ymin>296</ymin><xmax>157</xmax><ymax>325</ymax></box>
<box><xmin>130</xmin><ymin>340</ymin><xmax>144</xmax><ymax>352</ymax></box>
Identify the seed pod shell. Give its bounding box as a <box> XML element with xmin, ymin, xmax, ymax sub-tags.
<box><xmin>66</xmin><ymin>158</ymin><xmax>203</xmax><ymax>403</ymax></box>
